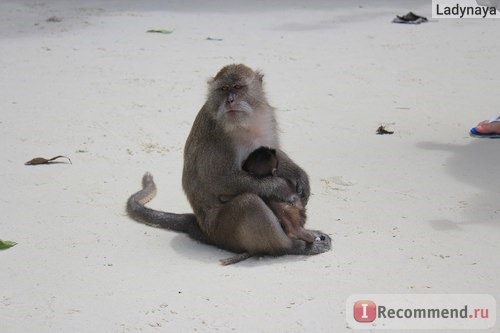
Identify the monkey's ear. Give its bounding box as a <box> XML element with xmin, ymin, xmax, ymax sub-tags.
<box><xmin>256</xmin><ymin>71</ymin><xmax>264</xmax><ymax>83</ymax></box>
<box><xmin>207</xmin><ymin>77</ymin><xmax>218</xmax><ymax>92</ymax></box>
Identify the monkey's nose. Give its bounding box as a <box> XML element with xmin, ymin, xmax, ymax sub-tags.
<box><xmin>227</xmin><ymin>92</ymin><xmax>236</xmax><ymax>104</ymax></box>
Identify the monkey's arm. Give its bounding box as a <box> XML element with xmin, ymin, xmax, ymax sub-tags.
<box><xmin>204</xmin><ymin>157</ymin><xmax>292</xmax><ymax>201</ymax></box>
<box><xmin>274</xmin><ymin>149</ymin><xmax>310</xmax><ymax>205</ymax></box>
<box><xmin>225</xmin><ymin>169</ymin><xmax>293</xmax><ymax>200</ymax></box>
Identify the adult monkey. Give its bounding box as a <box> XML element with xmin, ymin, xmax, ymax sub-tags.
<box><xmin>127</xmin><ymin>64</ymin><xmax>331</xmax><ymax>264</ymax></box>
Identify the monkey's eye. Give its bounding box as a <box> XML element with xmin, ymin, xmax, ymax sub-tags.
<box><xmin>233</xmin><ymin>84</ymin><xmax>242</xmax><ymax>90</ymax></box>
<box><xmin>220</xmin><ymin>85</ymin><xmax>229</xmax><ymax>91</ymax></box>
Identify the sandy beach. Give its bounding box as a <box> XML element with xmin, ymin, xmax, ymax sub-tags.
<box><xmin>1</xmin><ymin>1</ymin><xmax>499</xmax><ymax>332</ymax></box>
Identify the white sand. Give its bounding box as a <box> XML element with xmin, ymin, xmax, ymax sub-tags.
<box><xmin>1</xmin><ymin>1</ymin><xmax>499</xmax><ymax>332</ymax></box>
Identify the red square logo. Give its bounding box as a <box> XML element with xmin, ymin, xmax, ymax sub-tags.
<box><xmin>353</xmin><ymin>300</ymin><xmax>376</xmax><ymax>322</ymax></box>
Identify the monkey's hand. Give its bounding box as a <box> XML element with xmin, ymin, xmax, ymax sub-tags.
<box><xmin>269</xmin><ymin>177</ymin><xmax>301</xmax><ymax>203</ymax></box>
<box><xmin>295</xmin><ymin>174</ymin><xmax>310</xmax><ymax>205</ymax></box>
<box><xmin>274</xmin><ymin>150</ymin><xmax>311</xmax><ymax>205</ymax></box>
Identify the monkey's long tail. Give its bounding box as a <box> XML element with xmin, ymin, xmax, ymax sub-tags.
<box><xmin>127</xmin><ymin>172</ymin><xmax>208</xmax><ymax>243</ymax></box>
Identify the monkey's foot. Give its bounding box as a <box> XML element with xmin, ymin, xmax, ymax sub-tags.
<box><xmin>307</xmin><ymin>231</ymin><xmax>332</xmax><ymax>254</ymax></box>
<box><xmin>287</xmin><ymin>229</ymin><xmax>317</xmax><ymax>244</ymax></box>
<box><xmin>291</xmin><ymin>230</ymin><xmax>331</xmax><ymax>255</ymax></box>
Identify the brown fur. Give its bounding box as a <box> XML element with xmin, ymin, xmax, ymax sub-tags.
<box><xmin>127</xmin><ymin>64</ymin><xmax>331</xmax><ymax>264</ymax></box>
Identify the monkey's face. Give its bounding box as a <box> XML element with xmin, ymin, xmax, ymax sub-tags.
<box><xmin>208</xmin><ymin>64</ymin><xmax>267</xmax><ymax>128</ymax></box>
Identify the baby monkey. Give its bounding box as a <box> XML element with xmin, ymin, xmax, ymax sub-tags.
<box><xmin>242</xmin><ymin>147</ymin><xmax>316</xmax><ymax>243</ymax></box>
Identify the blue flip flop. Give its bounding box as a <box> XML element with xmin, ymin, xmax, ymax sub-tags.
<box><xmin>470</xmin><ymin>116</ymin><xmax>500</xmax><ymax>138</ymax></box>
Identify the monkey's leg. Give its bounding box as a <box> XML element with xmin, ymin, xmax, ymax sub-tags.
<box><xmin>267</xmin><ymin>201</ymin><xmax>317</xmax><ymax>244</ymax></box>
<box><xmin>295</xmin><ymin>227</ymin><xmax>317</xmax><ymax>243</ymax></box>
<box><xmin>268</xmin><ymin>202</ymin><xmax>300</xmax><ymax>239</ymax></box>
<box><xmin>212</xmin><ymin>193</ymin><xmax>331</xmax><ymax>257</ymax></box>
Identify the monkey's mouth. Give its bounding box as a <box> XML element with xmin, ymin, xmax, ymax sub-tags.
<box><xmin>226</xmin><ymin>110</ymin><xmax>246</xmax><ymax>116</ymax></box>
<box><xmin>221</xmin><ymin>108</ymin><xmax>250</xmax><ymax>121</ymax></box>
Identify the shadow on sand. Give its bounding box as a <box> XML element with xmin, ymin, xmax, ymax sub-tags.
<box><xmin>417</xmin><ymin>139</ymin><xmax>500</xmax><ymax>229</ymax></box>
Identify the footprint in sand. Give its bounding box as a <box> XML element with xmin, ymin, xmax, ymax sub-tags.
<box><xmin>320</xmin><ymin>176</ymin><xmax>353</xmax><ymax>193</ymax></box>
